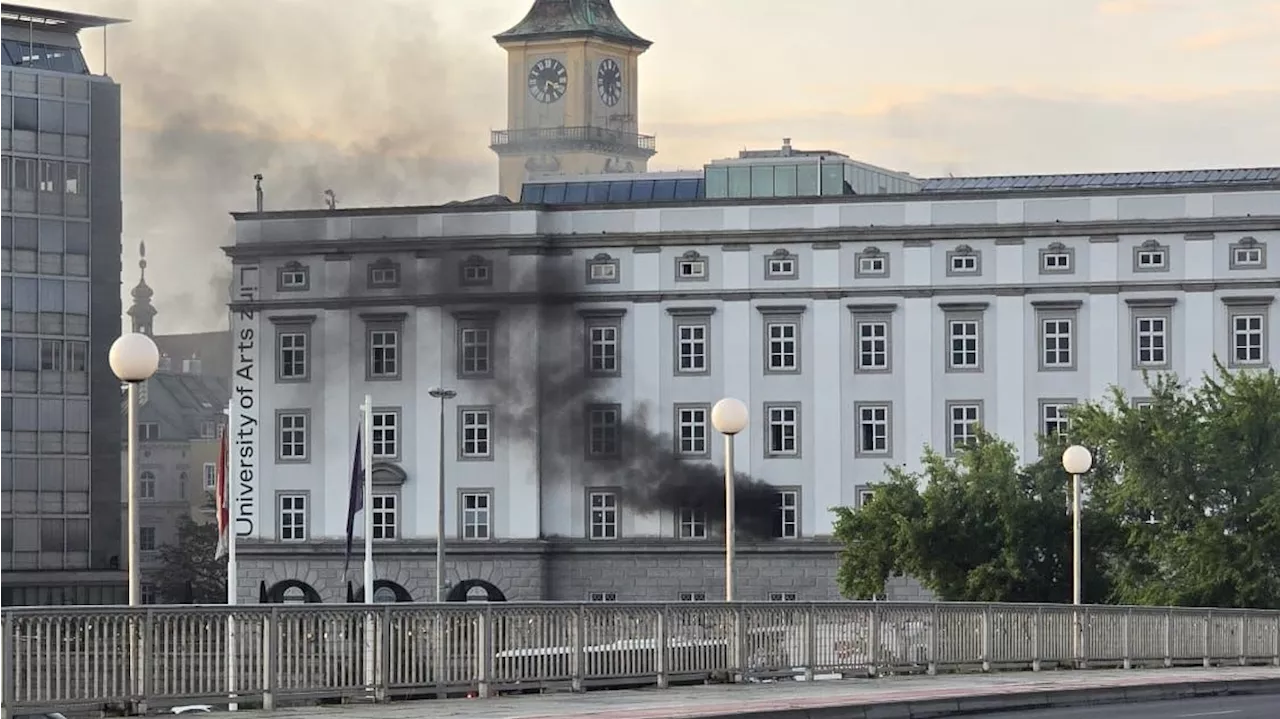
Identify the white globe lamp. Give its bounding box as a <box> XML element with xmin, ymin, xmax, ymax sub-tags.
<box><xmin>109</xmin><ymin>332</ymin><xmax>161</xmax><ymax>383</ymax></box>
<box><xmin>711</xmin><ymin>398</ymin><xmax>748</xmax><ymax>436</ymax></box>
<box><xmin>1061</xmin><ymin>445</ymin><xmax>1093</xmax><ymax>475</ymax></box>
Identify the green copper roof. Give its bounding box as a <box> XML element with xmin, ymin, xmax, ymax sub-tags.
<box><xmin>495</xmin><ymin>0</ymin><xmax>651</xmax><ymax>48</ymax></box>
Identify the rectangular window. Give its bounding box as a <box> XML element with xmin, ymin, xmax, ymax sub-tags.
<box><xmin>371</xmin><ymin>410</ymin><xmax>398</xmax><ymax>458</ymax></box>
<box><xmin>588</xmin><ymin>490</ymin><xmax>618</xmax><ymax>540</ymax></box>
<box><xmin>64</xmin><ymin>162</ymin><xmax>87</xmax><ymax>195</ymax></box>
<box><xmin>856</xmin><ymin>403</ymin><xmax>891</xmax><ymax>455</ymax></box>
<box><xmin>765</xmin><ymin>253</ymin><xmax>797</xmax><ymax>279</ymax></box>
<box><xmin>947</xmin><ymin>250</ymin><xmax>980</xmax><ymax>275</ymax></box>
<box><xmin>769</xmin><ymin>592</ymin><xmax>798</xmax><ymax>602</ymax></box>
<box><xmin>278</xmin><ymin>264</ymin><xmax>308</xmax><ymax>290</ymax></box>
<box><xmin>459</xmin><ymin>408</ymin><xmax>493</xmax><ymax>459</ymax></box>
<box><xmin>457</xmin><ymin>321</ymin><xmax>493</xmax><ymax>378</ymax></box>
<box><xmin>675</xmin><ymin>405</ymin><xmax>709</xmax><ymax>457</ymax></box>
<box><xmin>585</xmin><ymin>404</ymin><xmax>620</xmax><ymax>458</ymax></box>
<box><xmin>1229</xmin><ymin>241</ymin><xmax>1265</xmax><ymax>269</ymax></box>
<box><xmin>585</xmin><ymin>320</ymin><xmax>621</xmax><ymax>376</ymax></box>
<box><xmin>1134</xmin><ymin>244</ymin><xmax>1168</xmax><ymax>271</ymax></box>
<box><xmin>1134</xmin><ymin>314</ymin><xmax>1168</xmax><ymax>367</ymax></box>
<box><xmin>775</xmin><ymin>490</ymin><xmax>799</xmax><ymax>539</ymax></box>
<box><xmin>675</xmin><ymin>321</ymin><xmax>708</xmax><ymax>374</ymax></box>
<box><xmin>460</xmin><ymin>257</ymin><xmax>492</xmax><ymax>286</ymax></box>
<box><xmin>460</xmin><ymin>491</ymin><xmax>492</xmax><ymax>540</ymax></box>
<box><xmin>203</xmin><ymin>462</ymin><xmax>217</xmax><ymax>491</ymax></box>
<box><xmin>676</xmin><ymin>254</ymin><xmax>707</xmax><ymax>280</ymax></box>
<box><xmin>38</xmin><ymin>160</ymin><xmax>61</xmax><ymax>193</ymax></box>
<box><xmin>278</xmin><ymin>494</ymin><xmax>307</xmax><ymax>541</ymax></box>
<box><xmin>139</xmin><ymin>423</ymin><xmax>159</xmax><ymax>441</ymax></box>
<box><xmin>277</xmin><ymin>329</ymin><xmax>308</xmax><ymax>381</ymax></box>
<box><xmin>39</xmin><ymin>339</ymin><xmax>62</xmax><ymax>370</ymax></box>
<box><xmin>947</xmin><ymin>402</ymin><xmax>982</xmax><ymax>454</ymax></box>
<box><xmin>765</xmin><ymin>404</ymin><xmax>800</xmax><ymax>457</ymax></box>
<box><xmin>139</xmin><ymin>471</ymin><xmax>156</xmax><ymax>500</ymax></box>
<box><xmin>1230</xmin><ymin>311</ymin><xmax>1266</xmax><ymax>367</ymax></box>
<box><xmin>372</xmin><ymin>494</ymin><xmax>397</xmax><ymax>540</ymax></box>
<box><xmin>139</xmin><ymin>526</ymin><xmax>156</xmax><ymax>552</ymax></box>
<box><xmin>368</xmin><ymin>262</ymin><xmax>400</xmax><ymax>288</ymax></box>
<box><xmin>678</xmin><ymin>508</ymin><xmax>707</xmax><ymax>539</ymax></box>
<box><xmin>946</xmin><ymin>316</ymin><xmax>982</xmax><ymax>371</ymax></box>
<box><xmin>856</xmin><ymin>251</ymin><xmax>888</xmax><ymax>277</ymax></box>
<box><xmin>65</xmin><ymin>340</ymin><xmax>88</xmax><ymax>372</ymax></box>
<box><xmin>855</xmin><ymin>319</ymin><xmax>889</xmax><ymax>371</ymax></box>
<box><xmin>1041</xmin><ymin>402</ymin><xmax>1072</xmax><ymax>437</ymax></box>
<box><xmin>368</xmin><ymin>327</ymin><xmax>400</xmax><ymax>379</ymax></box>
<box><xmin>679</xmin><ymin>592</ymin><xmax>707</xmax><ymax>602</ymax></box>
<box><xmin>586</xmin><ymin>255</ymin><xmax>619</xmax><ymax>283</ymax></box>
<box><xmin>278</xmin><ymin>412</ymin><xmax>308</xmax><ymax>461</ymax></box>
<box><xmin>1041</xmin><ymin>317</ymin><xmax>1074</xmax><ymax>369</ymax></box>
<box><xmin>588</xmin><ymin>592</ymin><xmax>618</xmax><ymax>602</ymax></box>
<box><xmin>1040</xmin><ymin>249</ymin><xmax>1073</xmax><ymax>273</ymax></box>
<box><xmin>13</xmin><ymin>157</ymin><xmax>36</xmax><ymax>191</ymax></box>
<box><xmin>765</xmin><ymin>319</ymin><xmax>799</xmax><ymax>372</ymax></box>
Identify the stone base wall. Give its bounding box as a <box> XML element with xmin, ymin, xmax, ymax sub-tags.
<box><xmin>233</xmin><ymin>540</ymin><xmax>933</xmax><ymax>603</ymax></box>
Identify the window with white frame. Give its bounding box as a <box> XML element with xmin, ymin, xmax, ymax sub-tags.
<box><xmin>1041</xmin><ymin>402</ymin><xmax>1072</xmax><ymax>437</ymax></box>
<box><xmin>368</xmin><ymin>326</ymin><xmax>400</xmax><ymax>379</ymax></box>
<box><xmin>775</xmin><ymin>490</ymin><xmax>799</xmax><ymax>539</ymax></box>
<box><xmin>675</xmin><ymin>405</ymin><xmax>708</xmax><ymax>456</ymax></box>
<box><xmin>679</xmin><ymin>592</ymin><xmax>707</xmax><ymax>601</ymax></box>
<box><xmin>948</xmin><ymin>247</ymin><xmax>980</xmax><ymax>275</ymax></box>
<box><xmin>676</xmin><ymin>252</ymin><xmax>707</xmax><ymax>280</ymax></box>
<box><xmin>675</xmin><ymin>321</ymin><xmax>708</xmax><ymax>373</ymax></box>
<box><xmin>586</xmin><ymin>253</ymin><xmax>619</xmax><ymax>283</ymax></box>
<box><xmin>586</xmin><ymin>320</ymin><xmax>620</xmax><ymax>375</ymax></box>
<box><xmin>460</xmin><ymin>492</ymin><xmax>491</xmax><ymax>540</ymax></box>
<box><xmin>766</xmin><ymin>251</ymin><xmax>797</xmax><ymax>279</ymax></box>
<box><xmin>1229</xmin><ymin>239</ymin><xmax>1265</xmax><ymax>269</ymax></box>
<box><xmin>856</xmin><ymin>320</ymin><xmax>889</xmax><ymax>371</ymax></box>
<box><xmin>137</xmin><ymin>423</ymin><xmax>159</xmax><ymax>440</ymax></box>
<box><xmin>371</xmin><ymin>410</ymin><xmax>398</xmax><ymax>458</ymax></box>
<box><xmin>856</xmin><ymin>248</ymin><xmax>887</xmax><ymax>276</ymax></box>
<box><xmin>372</xmin><ymin>494</ymin><xmax>397</xmax><ymax>540</ymax></box>
<box><xmin>588</xmin><ymin>592</ymin><xmax>617</xmax><ymax>602</ymax></box>
<box><xmin>139</xmin><ymin>470</ymin><xmax>156</xmax><ymax>500</ymax></box>
<box><xmin>1134</xmin><ymin>315</ymin><xmax>1168</xmax><ymax>367</ymax></box>
<box><xmin>588</xmin><ymin>490</ymin><xmax>618</xmax><ymax>539</ymax></box>
<box><xmin>1040</xmin><ymin>246</ymin><xmax>1073</xmax><ymax>273</ymax></box>
<box><xmin>278</xmin><ymin>263</ymin><xmax>308</xmax><ymax>290</ymax></box>
<box><xmin>203</xmin><ymin>462</ymin><xmax>217</xmax><ymax>490</ymax></box>
<box><xmin>457</xmin><ymin>322</ymin><xmax>492</xmax><ymax>377</ymax></box>
<box><xmin>278</xmin><ymin>494</ymin><xmax>307</xmax><ymax>541</ymax></box>
<box><xmin>858</xmin><ymin>488</ymin><xmax>876</xmax><ymax>508</ymax></box>
<box><xmin>1041</xmin><ymin>316</ymin><xmax>1074</xmax><ymax>369</ymax></box>
<box><xmin>947</xmin><ymin>317</ymin><xmax>981</xmax><ymax>370</ymax></box>
<box><xmin>460</xmin><ymin>408</ymin><xmax>493</xmax><ymax>458</ymax></box>
<box><xmin>368</xmin><ymin>260</ymin><xmax>399</xmax><ymax>288</ymax></box>
<box><xmin>1230</xmin><ymin>311</ymin><xmax>1266</xmax><ymax>366</ymax></box>
<box><xmin>769</xmin><ymin>592</ymin><xmax>798</xmax><ymax>602</ymax></box>
<box><xmin>857</xmin><ymin>404</ymin><xmax>890</xmax><ymax>455</ymax></box>
<box><xmin>278</xmin><ymin>413</ymin><xmax>308</xmax><ymax>460</ymax></box>
<box><xmin>678</xmin><ymin>509</ymin><xmax>707</xmax><ymax>539</ymax></box>
<box><xmin>1134</xmin><ymin>242</ymin><xmax>1168</xmax><ymax>271</ymax></box>
<box><xmin>765</xmin><ymin>319</ymin><xmax>799</xmax><ymax>372</ymax></box>
<box><xmin>277</xmin><ymin>329</ymin><xmax>308</xmax><ymax>380</ymax></box>
<box><xmin>948</xmin><ymin>403</ymin><xmax>981</xmax><ymax>453</ymax></box>
<box><xmin>586</xmin><ymin>404</ymin><xmax>620</xmax><ymax>458</ymax></box>
<box><xmin>460</xmin><ymin>256</ymin><xmax>492</xmax><ymax>285</ymax></box>
<box><xmin>766</xmin><ymin>404</ymin><xmax>799</xmax><ymax>456</ymax></box>
<box><xmin>139</xmin><ymin>526</ymin><xmax>156</xmax><ymax>552</ymax></box>
<box><xmin>200</xmin><ymin>421</ymin><xmax>216</xmax><ymax>438</ymax></box>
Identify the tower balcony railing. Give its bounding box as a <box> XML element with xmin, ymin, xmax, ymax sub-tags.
<box><xmin>491</xmin><ymin>125</ymin><xmax>657</xmax><ymax>155</ymax></box>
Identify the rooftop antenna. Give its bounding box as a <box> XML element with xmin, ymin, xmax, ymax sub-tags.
<box><xmin>323</xmin><ymin>189</ymin><xmax>337</xmax><ymax>210</ymax></box>
<box><xmin>253</xmin><ymin>173</ymin><xmax>264</xmax><ymax>213</ymax></box>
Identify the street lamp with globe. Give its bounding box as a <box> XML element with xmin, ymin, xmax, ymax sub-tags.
<box><xmin>711</xmin><ymin>398</ymin><xmax>748</xmax><ymax>602</ymax></box>
<box><xmin>110</xmin><ymin>332</ymin><xmax>161</xmax><ymax>607</ymax></box>
<box><xmin>1061</xmin><ymin>444</ymin><xmax>1093</xmax><ymax>665</ymax></box>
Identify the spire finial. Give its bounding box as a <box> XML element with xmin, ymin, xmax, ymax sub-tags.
<box><xmin>138</xmin><ymin>241</ymin><xmax>147</xmax><ymax>275</ymax></box>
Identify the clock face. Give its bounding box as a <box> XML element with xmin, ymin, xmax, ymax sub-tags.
<box><xmin>597</xmin><ymin>58</ymin><xmax>622</xmax><ymax>107</ymax></box>
<box><xmin>528</xmin><ymin>57</ymin><xmax>567</xmax><ymax>104</ymax></box>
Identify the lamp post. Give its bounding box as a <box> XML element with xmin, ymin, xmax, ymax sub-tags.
<box><xmin>1061</xmin><ymin>444</ymin><xmax>1093</xmax><ymax>663</ymax></box>
<box><xmin>109</xmin><ymin>332</ymin><xmax>160</xmax><ymax>607</ymax></box>
<box><xmin>711</xmin><ymin>398</ymin><xmax>748</xmax><ymax>602</ymax></box>
<box><xmin>428</xmin><ymin>387</ymin><xmax>457</xmax><ymax>602</ymax></box>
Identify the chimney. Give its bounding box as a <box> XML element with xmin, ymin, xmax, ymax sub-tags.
<box><xmin>781</xmin><ymin>137</ymin><xmax>792</xmax><ymax>156</ymax></box>
<box><xmin>254</xmin><ymin>173</ymin><xmax>264</xmax><ymax>213</ymax></box>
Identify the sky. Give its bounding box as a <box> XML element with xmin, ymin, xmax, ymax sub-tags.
<box><xmin>40</xmin><ymin>0</ymin><xmax>1280</xmax><ymax>332</ymax></box>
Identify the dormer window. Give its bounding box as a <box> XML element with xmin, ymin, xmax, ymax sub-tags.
<box><xmin>946</xmin><ymin>245</ymin><xmax>981</xmax><ymax>276</ymax></box>
<box><xmin>1134</xmin><ymin>239</ymin><xmax>1169</xmax><ymax>272</ymax></box>
<box><xmin>277</xmin><ymin>262</ymin><xmax>309</xmax><ymax>291</ymax></box>
<box><xmin>1039</xmin><ymin>242</ymin><xmax>1074</xmax><ymax>274</ymax></box>
<box><xmin>765</xmin><ymin>249</ymin><xmax>798</xmax><ymax>279</ymax></box>
<box><xmin>855</xmin><ymin>247</ymin><xmax>888</xmax><ymax>277</ymax></box>
<box><xmin>675</xmin><ymin>250</ymin><xmax>708</xmax><ymax>281</ymax></box>
<box><xmin>586</xmin><ymin>253</ymin><xmax>620</xmax><ymax>284</ymax></box>
<box><xmin>460</xmin><ymin>255</ymin><xmax>493</xmax><ymax>286</ymax></box>
<box><xmin>1229</xmin><ymin>237</ymin><xmax>1266</xmax><ymax>270</ymax></box>
<box><xmin>368</xmin><ymin>258</ymin><xmax>401</xmax><ymax>288</ymax></box>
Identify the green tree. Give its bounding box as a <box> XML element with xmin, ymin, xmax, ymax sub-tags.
<box><xmin>155</xmin><ymin>514</ymin><xmax>227</xmax><ymax>604</ymax></box>
<box><xmin>1070</xmin><ymin>362</ymin><xmax>1280</xmax><ymax>608</ymax></box>
<box><xmin>834</xmin><ymin>430</ymin><xmax>1115</xmax><ymax>603</ymax></box>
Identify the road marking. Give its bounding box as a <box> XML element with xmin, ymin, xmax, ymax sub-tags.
<box><xmin>1177</xmin><ymin>711</ymin><xmax>1240</xmax><ymax>717</ymax></box>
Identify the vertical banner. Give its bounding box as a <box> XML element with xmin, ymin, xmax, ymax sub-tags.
<box><xmin>231</xmin><ymin>264</ymin><xmax>261</xmax><ymax>539</ymax></box>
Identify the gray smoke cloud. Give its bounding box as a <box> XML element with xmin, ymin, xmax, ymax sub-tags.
<box><xmin>84</xmin><ymin>0</ymin><xmax>503</xmax><ymax>331</ymax></box>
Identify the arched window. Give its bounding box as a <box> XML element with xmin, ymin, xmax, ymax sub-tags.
<box><xmin>139</xmin><ymin>470</ymin><xmax>156</xmax><ymax>500</ymax></box>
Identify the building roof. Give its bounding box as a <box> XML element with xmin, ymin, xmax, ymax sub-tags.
<box><xmin>920</xmin><ymin>167</ymin><xmax>1280</xmax><ymax>193</ymax></box>
<box><xmin>129</xmin><ymin>372</ymin><xmax>231</xmax><ymax>443</ymax></box>
<box><xmin>153</xmin><ymin>331</ymin><xmax>233</xmax><ymax>381</ymax></box>
<box><xmin>495</xmin><ymin>0</ymin><xmax>651</xmax><ymax>49</ymax></box>
<box><xmin>1</xmin><ymin>4</ymin><xmax>128</xmax><ymax>33</ymax></box>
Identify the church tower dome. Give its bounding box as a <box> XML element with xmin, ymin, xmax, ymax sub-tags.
<box><xmin>127</xmin><ymin>241</ymin><xmax>157</xmax><ymax>336</ymax></box>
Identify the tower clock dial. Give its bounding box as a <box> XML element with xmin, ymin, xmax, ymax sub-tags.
<box><xmin>596</xmin><ymin>58</ymin><xmax>622</xmax><ymax>107</ymax></box>
<box><xmin>528</xmin><ymin>57</ymin><xmax>567</xmax><ymax>104</ymax></box>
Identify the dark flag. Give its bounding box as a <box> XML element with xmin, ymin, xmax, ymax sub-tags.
<box><xmin>343</xmin><ymin>426</ymin><xmax>364</xmax><ymax>580</ymax></box>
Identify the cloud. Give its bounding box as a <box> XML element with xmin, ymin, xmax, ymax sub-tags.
<box><xmin>1096</xmin><ymin>0</ymin><xmax>1162</xmax><ymax>15</ymax></box>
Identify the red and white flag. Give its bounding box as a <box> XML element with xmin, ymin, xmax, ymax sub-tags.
<box><xmin>215</xmin><ymin>428</ymin><xmax>230</xmax><ymax>560</ymax></box>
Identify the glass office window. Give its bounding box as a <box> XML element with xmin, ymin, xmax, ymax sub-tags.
<box><xmin>821</xmin><ymin>163</ymin><xmax>844</xmax><ymax>195</ymax></box>
<box><xmin>727</xmin><ymin>166</ymin><xmax>750</xmax><ymax>198</ymax></box>
<box><xmin>705</xmin><ymin>166</ymin><xmax>728</xmax><ymax>198</ymax></box>
<box><xmin>751</xmin><ymin>165</ymin><xmax>774</xmax><ymax>197</ymax></box>
<box><xmin>797</xmin><ymin>165</ymin><xmax>819</xmax><ymax>196</ymax></box>
<box><xmin>775</xmin><ymin>164</ymin><xmax>798</xmax><ymax>196</ymax></box>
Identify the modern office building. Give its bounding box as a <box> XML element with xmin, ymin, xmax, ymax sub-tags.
<box><xmin>1</xmin><ymin>4</ymin><xmax>129</xmax><ymax>605</ymax></box>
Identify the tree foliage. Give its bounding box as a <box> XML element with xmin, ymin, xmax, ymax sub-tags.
<box><xmin>155</xmin><ymin>514</ymin><xmax>227</xmax><ymax>604</ymax></box>
<box><xmin>834</xmin><ymin>363</ymin><xmax>1280</xmax><ymax>609</ymax></box>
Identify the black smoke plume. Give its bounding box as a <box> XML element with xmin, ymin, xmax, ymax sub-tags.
<box><xmin>453</xmin><ymin>251</ymin><xmax>785</xmax><ymax>541</ymax></box>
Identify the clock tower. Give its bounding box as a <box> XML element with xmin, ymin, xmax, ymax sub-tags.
<box><xmin>491</xmin><ymin>0</ymin><xmax>656</xmax><ymax>201</ymax></box>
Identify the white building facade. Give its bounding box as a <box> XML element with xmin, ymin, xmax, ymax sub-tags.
<box><xmin>225</xmin><ymin>173</ymin><xmax>1280</xmax><ymax>604</ymax></box>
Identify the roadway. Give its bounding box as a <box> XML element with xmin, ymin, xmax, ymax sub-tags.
<box><xmin>967</xmin><ymin>693</ymin><xmax>1279</xmax><ymax>718</ymax></box>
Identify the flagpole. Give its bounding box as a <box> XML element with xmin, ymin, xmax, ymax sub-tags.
<box><xmin>225</xmin><ymin>400</ymin><xmax>239</xmax><ymax>712</ymax></box>
<box><xmin>361</xmin><ymin>395</ymin><xmax>376</xmax><ymax>697</ymax></box>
